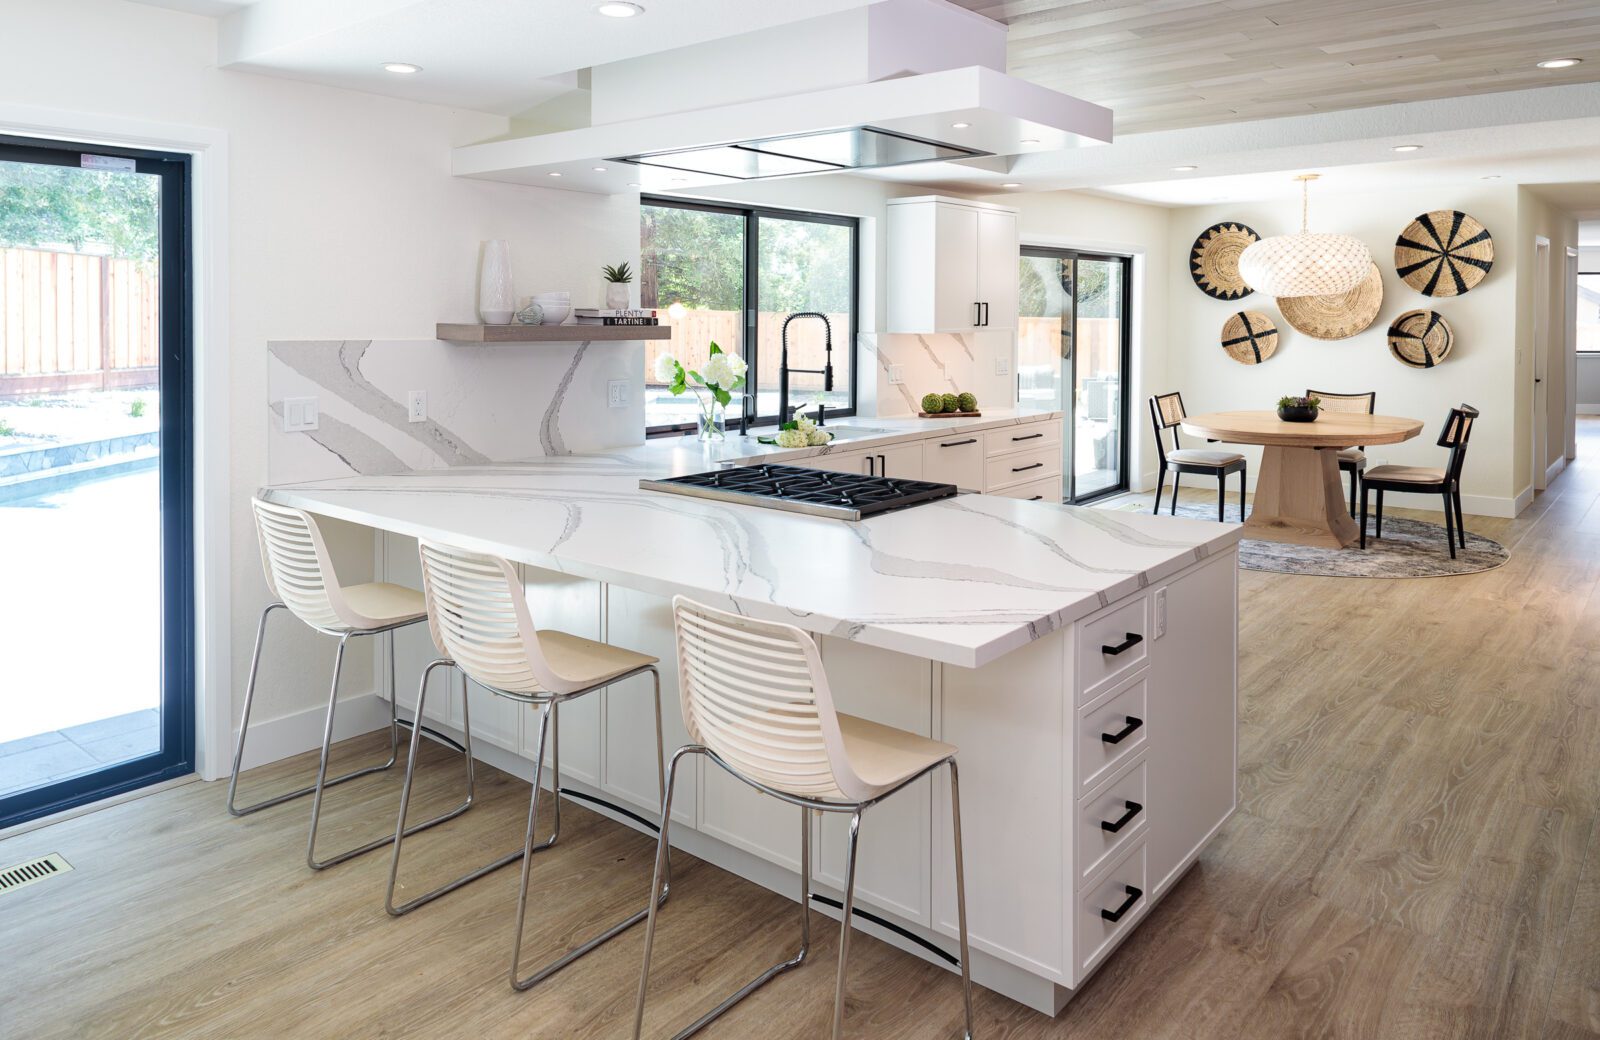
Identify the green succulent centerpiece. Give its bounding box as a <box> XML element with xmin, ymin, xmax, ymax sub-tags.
<box><xmin>602</xmin><ymin>261</ymin><xmax>633</xmax><ymax>309</ymax></box>
<box><xmin>1276</xmin><ymin>394</ymin><xmax>1321</xmax><ymax>423</ymax></box>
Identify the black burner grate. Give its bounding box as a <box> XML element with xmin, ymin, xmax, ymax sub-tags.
<box><xmin>640</xmin><ymin>464</ymin><xmax>958</xmax><ymax>520</ymax></box>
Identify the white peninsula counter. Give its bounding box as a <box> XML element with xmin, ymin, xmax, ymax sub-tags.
<box><xmin>263</xmin><ymin>429</ymin><xmax>1241</xmax><ymax>1016</ymax></box>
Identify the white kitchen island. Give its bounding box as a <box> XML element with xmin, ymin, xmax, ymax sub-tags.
<box><xmin>263</xmin><ymin>427</ymin><xmax>1240</xmax><ymax>1017</ymax></box>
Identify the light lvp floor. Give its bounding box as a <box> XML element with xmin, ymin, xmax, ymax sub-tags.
<box><xmin>5</xmin><ymin>434</ymin><xmax>1600</xmax><ymax>1038</ymax></box>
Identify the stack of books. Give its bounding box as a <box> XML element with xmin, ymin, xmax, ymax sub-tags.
<box><xmin>575</xmin><ymin>308</ymin><xmax>659</xmax><ymax>326</ymax></box>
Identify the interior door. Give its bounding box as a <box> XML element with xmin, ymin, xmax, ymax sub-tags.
<box><xmin>0</xmin><ymin>136</ymin><xmax>193</xmax><ymax>828</ymax></box>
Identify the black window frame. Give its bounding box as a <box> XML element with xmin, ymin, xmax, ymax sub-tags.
<box><xmin>1579</xmin><ymin>270</ymin><xmax>1600</xmax><ymax>356</ymax></box>
<box><xmin>0</xmin><ymin>134</ymin><xmax>195</xmax><ymax>830</ymax></box>
<box><xmin>641</xmin><ymin>195</ymin><xmax>860</xmax><ymax>436</ymax></box>
<box><xmin>1019</xmin><ymin>245</ymin><xmax>1134</xmax><ymax>505</ymax></box>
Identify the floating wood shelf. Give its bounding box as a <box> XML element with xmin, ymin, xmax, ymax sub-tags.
<box><xmin>437</xmin><ymin>323</ymin><xmax>672</xmax><ymax>343</ymax></box>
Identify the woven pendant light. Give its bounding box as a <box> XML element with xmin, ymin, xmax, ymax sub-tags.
<box><xmin>1238</xmin><ymin>174</ymin><xmax>1371</xmax><ymax>298</ymax></box>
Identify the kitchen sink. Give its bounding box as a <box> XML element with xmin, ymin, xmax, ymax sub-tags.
<box><xmin>820</xmin><ymin>424</ymin><xmax>892</xmax><ymax>440</ymax></box>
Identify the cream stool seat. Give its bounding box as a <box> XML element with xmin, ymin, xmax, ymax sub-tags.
<box><xmin>385</xmin><ymin>539</ymin><xmax>669</xmax><ymax>995</ymax></box>
<box><xmin>1361</xmin><ymin>464</ymin><xmax>1445</xmax><ymax>484</ymax></box>
<box><xmin>634</xmin><ymin>596</ymin><xmax>975</xmax><ymax>1040</ymax></box>
<box><xmin>229</xmin><ymin>497</ymin><xmax>472</xmax><ymax>876</ymax></box>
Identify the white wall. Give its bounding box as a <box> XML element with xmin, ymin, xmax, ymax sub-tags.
<box><xmin>0</xmin><ymin>0</ymin><xmax>638</xmax><ymax>756</ymax></box>
<box><xmin>1162</xmin><ymin>184</ymin><xmax>1523</xmax><ymax>515</ymax></box>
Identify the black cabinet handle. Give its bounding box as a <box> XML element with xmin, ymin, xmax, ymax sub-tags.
<box><xmin>1100</xmin><ymin>715</ymin><xmax>1143</xmax><ymax>745</ymax></box>
<box><xmin>1028</xmin><ymin>495</ymin><xmax>1044</xmax><ymax>501</ymax></box>
<box><xmin>865</xmin><ymin>455</ymin><xmax>875</xmax><ymax>476</ymax></box>
<box><xmin>1012</xmin><ymin>432</ymin><xmax>1044</xmax><ymax>442</ymax></box>
<box><xmin>981</xmin><ymin>302</ymin><xmax>989</xmax><ymax>326</ymax></box>
<box><xmin>939</xmin><ymin>438</ymin><xmax>977</xmax><ymax>448</ymax></box>
<box><xmin>878</xmin><ymin>454</ymin><xmax>887</xmax><ymax>475</ymax></box>
<box><xmin>1100</xmin><ymin>632</ymin><xmax>1143</xmax><ymax>656</ymax></box>
<box><xmin>1012</xmin><ymin>462</ymin><xmax>1044</xmax><ymax>473</ymax></box>
<box><xmin>1100</xmin><ymin>800</ymin><xmax>1143</xmax><ymax>833</ymax></box>
<box><xmin>974</xmin><ymin>302</ymin><xmax>981</xmax><ymax>327</ymax></box>
<box><xmin>1099</xmin><ymin>884</ymin><xmax>1143</xmax><ymax>923</ymax></box>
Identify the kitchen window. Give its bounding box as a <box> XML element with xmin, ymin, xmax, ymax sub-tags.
<box><xmin>1580</xmin><ymin>271</ymin><xmax>1600</xmax><ymax>355</ymax></box>
<box><xmin>640</xmin><ymin>197</ymin><xmax>859</xmax><ymax>434</ymax></box>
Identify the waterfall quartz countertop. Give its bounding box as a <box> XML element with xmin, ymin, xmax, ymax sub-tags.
<box><xmin>264</xmin><ymin>409</ymin><xmax>1242</xmax><ymax>669</ymax></box>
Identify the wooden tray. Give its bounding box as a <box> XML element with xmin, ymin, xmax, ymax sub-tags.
<box><xmin>918</xmin><ymin>410</ymin><xmax>982</xmax><ymax>418</ymax></box>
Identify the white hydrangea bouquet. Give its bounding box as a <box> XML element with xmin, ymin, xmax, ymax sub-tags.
<box><xmin>768</xmin><ymin>413</ymin><xmax>832</xmax><ymax>449</ymax></box>
<box><xmin>654</xmin><ymin>341</ymin><xmax>748</xmax><ymax>442</ymax></box>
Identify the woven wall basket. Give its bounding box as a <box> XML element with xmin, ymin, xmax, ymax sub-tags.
<box><xmin>1277</xmin><ymin>261</ymin><xmax>1383</xmax><ymax>340</ymax></box>
<box><xmin>1395</xmin><ymin>210</ymin><xmax>1493</xmax><ymax>296</ymax></box>
<box><xmin>1388</xmin><ymin>309</ymin><xmax>1454</xmax><ymax>368</ymax></box>
<box><xmin>1221</xmin><ymin>310</ymin><xmax>1279</xmax><ymax>365</ymax></box>
<box><xmin>1191</xmin><ymin>222</ymin><xmax>1259</xmax><ymax>300</ymax></box>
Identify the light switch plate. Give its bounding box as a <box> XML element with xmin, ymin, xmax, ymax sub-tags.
<box><xmin>993</xmin><ymin>353</ymin><xmax>1011</xmax><ymax>376</ymax></box>
<box><xmin>1154</xmin><ymin>587</ymin><xmax>1168</xmax><ymax>639</ymax></box>
<box><xmin>607</xmin><ymin>380</ymin><xmax>629</xmax><ymax>408</ymax></box>
<box><xmin>283</xmin><ymin>397</ymin><xmax>319</xmax><ymax>432</ymax></box>
<box><xmin>887</xmin><ymin>365</ymin><xmax>905</xmax><ymax>385</ymax></box>
<box><xmin>407</xmin><ymin>390</ymin><xmax>427</xmax><ymax>423</ymax></box>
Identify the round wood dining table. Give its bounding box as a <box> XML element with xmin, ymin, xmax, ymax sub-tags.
<box><xmin>1180</xmin><ymin>410</ymin><xmax>1425</xmax><ymax>548</ymax></box>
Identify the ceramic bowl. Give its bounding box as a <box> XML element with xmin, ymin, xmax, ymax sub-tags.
<box><xmin>537</xmin><ymin>301</ymin><xmax>571</xmax><ymax>325</ymax></box>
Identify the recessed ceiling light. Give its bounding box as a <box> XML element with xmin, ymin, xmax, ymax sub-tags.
<box><xmin>1001</xmin><ymin>182</ymin><xmax>1021</xmax><ymax>188</ymax></box>
<box><xmin>595</xmin><ymin>1</ymin><xmax>644</xmax><ymax>16</ymax></box>
<box><xmin>951</xmin><ymin>121</ymin><xmax>971</xmax><ymax>129</ymax></box>
<box><xmin>548</xmin><ymin>171</ymin><xmax>562</xmax><ymax>177</ymax></box>
<box><xmin>1482</xmin><ymin>174</ymin><xmax>1502</xmax><ymax>180</ymax></box>
<box><xmin>670</xmin><ymin>177</ymin><xmax>686</xmax><ymax>183</ymax></box>
<box><xmin>627</xmin><ymin>182</ymin><xmax>641</xmax><ymax>187</ymax></box>
<box><xmin>592</xmin><ymin>166</ymin><xmax>607</xmax><ymax>172</ymax></box>
<box><xmin>1020</xmin><ymin>138</ymin><xmax>1040</xmax><ymax>145</ymax></box>
<box><xmin>381</xmin><ymin>62</ymin><xmax>422</xmax><ymax>74</ymax></box>
<box><xmin>1393</xmin><ymin>144</ymin><xmax>1423</xmax><ymax>152</ymax></box>
<box><xmin>1537</xmin><ymin>57</ymin><xmax>1582</xmax><ymax>69</ymax></box>
<box><xmin>1172</xmin><ymin>164</ymin><xmax>1199</xmax><ymax>172</ymax></box>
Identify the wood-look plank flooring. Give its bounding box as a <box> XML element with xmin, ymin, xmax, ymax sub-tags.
<box><xmin>6</xmin><ymin>428</ymin><xmax>1600</xmax><ymax>1038</ymax></box>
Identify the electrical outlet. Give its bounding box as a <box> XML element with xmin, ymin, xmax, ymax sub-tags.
<box><xmin>407</xmin><ymin>390</ymin><xmax>427</xmax><ymax>423</ymax></box>
<box><xmin>282</xmin><ymin>397</ymin><xmax>319</xmax><ymax>432</ymax></box>
<box><xmin>607</xmin><ymin>380</ymin><xmax>629</xmax><ymax>408</ymax></box>
<box><xmin>993</xmin><ymin>353</ymin><xmax>1011</xmax><ymax>376</ymax></box>
<box><xmin>887</xmin><ymin>364</ymin><xmax>905</xmax><ymax>385</ymax></box>
<box><xmin>1154</xmin><ymin>587</ymin><xmax>1168</xmax><ymax>639</ymax></box>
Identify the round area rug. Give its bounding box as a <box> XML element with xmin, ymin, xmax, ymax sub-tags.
<box><xmin>1148</xmin><ymin>502</ymin><xmax>1509</xmax><ymax>577</ymax></box>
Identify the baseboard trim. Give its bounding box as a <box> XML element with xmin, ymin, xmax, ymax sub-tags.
<box><xmin>1546</xmin><ymin>455</ymin><xmax>1568</xmax><ymax>486</ymax></box>
<box><xmin>233</xmin><ymin>690</ymin><xmax>389</xmax><ymax>772</ymax></box>
<box><xmin>1578</xmin><ymin>404</ymin><xmax>1600</xmax><ymax>416</ymax></box>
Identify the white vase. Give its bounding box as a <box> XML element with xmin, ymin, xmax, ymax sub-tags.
<box><xmin>479</xmin><ymin>239</ymin><xmax>515</xmax><ymax>324</ymax></box>
<box><xmin>605</xmin><ymin>281</ymin><xmax>630</xmax><ymax>310</ymax></box>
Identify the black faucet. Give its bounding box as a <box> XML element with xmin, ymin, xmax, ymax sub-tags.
<box><xmin>779</xmin><ymin>312</ymin><xmax>833</xmax><ymax>427</ymax></box>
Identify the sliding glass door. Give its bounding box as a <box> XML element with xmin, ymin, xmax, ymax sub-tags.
<box><xmin>1018</xmin><ymin>248</ymin><xmax>1132</xmax><ymax>503</ymax></box>
<box><xmin>0</xmin><ymin>135</ymin><xmax>193</xmax><ymax>828</ymax></box>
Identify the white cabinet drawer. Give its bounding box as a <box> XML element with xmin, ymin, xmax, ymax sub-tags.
<box><xmin>1076</xmin><ymin>595</ymin><xmax>1148</xmax><ymax>701</ymax></box>
<box><xmin>984</xmin><ymin>422</ymin><xmax>1060</xmax><ymax>458</ymax></box>
<box><xmin>793</xmin><ymin>448</ymin><xmax>869</xmax><ymax>475</ymax></box>
<box><xmin>922</xmin><ymin>434</ymin><xmax>985</xmax><ymax>490</ymax></box>
<box><xmin>985</xmin><ymin>445</ymin><xmax>1061</xmax><ymax>491</ymax></box>
<box><xmin>1077</xmin><ymin>840</ymin><xmax>1148</xmax><ymax>976</ymax></box>
<box><xmin>1076</xmin><ymin>758</ymin><xmax>1147</xmax><ymax>884</ymax></box>
<box><xmin>1077</xmin><ymin>674</ymin><xmax>1147</xmax><ymax>791</ymax></box>
<box><xmin>990</xmin><ymin>475</ymin><xmax>1061</xmax><ymax>503</ymax></box>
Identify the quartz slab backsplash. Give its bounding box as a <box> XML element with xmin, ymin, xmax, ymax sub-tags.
<box><xmin>859</xmin><ymin>331</ymin><xmax>1016</xmax><ymax>417</ymax></box>
<box><xmin>267</xmin><ymin>338</ymin><xmax>644</xmax><ymax>484</ymax></box>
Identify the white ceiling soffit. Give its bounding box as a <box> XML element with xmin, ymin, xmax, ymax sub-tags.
<box><xmin>452</xmin><ymin>66</ymin><xmax>1111</xmax><ymax>194</ymax></box>
<box><xmin>202</xmin><ymin>0</ymin><xmax>877</xmax><ymax>114</ymax></box>
<box><xmin>925</xmin><ymin>82</ymin><xmax>1600</xmax><ymax>200</ymax></box>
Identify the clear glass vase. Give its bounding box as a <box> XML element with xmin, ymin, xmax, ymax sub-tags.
<box><xmin>697</xmin><ymin>402</ymin><xmax>726</xmax><ymax>442</ymax></box>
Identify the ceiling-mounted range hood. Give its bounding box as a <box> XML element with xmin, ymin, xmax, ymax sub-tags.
<box><xmin>451</xmin><ymin>0</ymin><xmax>1113</xmax><ymax>195</ymax></box>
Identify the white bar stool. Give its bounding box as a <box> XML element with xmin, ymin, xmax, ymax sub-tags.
<box><xmin>633</xmin><ymin>596</ymin><xmax>975</xmax><ymax>1040</ymax></box>
<box><xmin>386</xmin><ymin>539</ymin><xmax>671</xmax><ymax>992</ymax></box>
<box><xmin>229</xmin><ymin>497</ymin><xmax>474</xmax><ymax>871</ymax></box>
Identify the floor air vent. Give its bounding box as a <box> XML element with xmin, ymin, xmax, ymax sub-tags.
<box><xmin>0</xmin><ymin>853</ymin><xmax>73</xmax><ymax>895</ymax></box>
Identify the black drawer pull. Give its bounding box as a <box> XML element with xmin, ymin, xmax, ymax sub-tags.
<box><xmin>1099</xmin><ymin>884</ymin><xmax>1143</xmax><ymax>923</ymax></box>
<box><xmin>940</xmin><ymin>438</ymin><xmax>977</xmax><ymax>448</ymax></box>
<box><xmin>1100</xmin><ymin>716</ymin><xmax>1143</xmax><ymax>745</ymax></box>
<box><xmin>1028</xmin><ymin>495</ymin><xmax>1044</xmax><ymax>501</ymax></box>
<box><xmin>1100</xmin><ymin>632</ymin><xmax>1143</xmax><ymax>656</ymax></box>
<box><xmin>1012</xmin><ymin>462</ymin><xmax>1044</xmax><ymax>473</ymax></box>
<box><xmin>1012</xmin><ymin>432</ymin><xmax>1044</xmax><ymax>442</ymax></box>
<box><xmin>1100</xmin><ymin>800</ymin><xmax>1143</xmax><ymax>833</ymax></box>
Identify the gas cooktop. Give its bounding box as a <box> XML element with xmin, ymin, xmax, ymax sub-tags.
<box><xmin>639</xmin><ymin>464</ymin><xmax>959</xmax><ymax>521</ymax></box>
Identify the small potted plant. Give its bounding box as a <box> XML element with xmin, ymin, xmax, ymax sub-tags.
<box><xmin>1276</xmin><ymin>394</ymin><xmax>1321</xmax><ymax>423</ymax></box>
<box><xmin>602</xmin><ymin>261</ymin><xmax>632</xmax><ymax>310</ymax></box>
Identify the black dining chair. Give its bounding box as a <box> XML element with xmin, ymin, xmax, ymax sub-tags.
<box><xmin>1149</xmin><ymin>392</ymin><xmax>1246</xmax><ymax>522</ymax></box>
<box><xmin>1359</xmin><ymin>404</ymin><xmax>1478</xmax><ymax>560</ymax></box>
<box><xmin>1307</xmin><ymin>388</ymin><xmax>1374</xmax><ymax>518</ymax></box>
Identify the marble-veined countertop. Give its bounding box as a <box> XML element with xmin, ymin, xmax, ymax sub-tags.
<box><xmin>264</xmin><ymin>414</ymin><xmax>1241</xmax><ymax>668</ymax></box>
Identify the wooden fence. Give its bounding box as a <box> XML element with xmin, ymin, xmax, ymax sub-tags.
<box><xmin>0</xmin><ymin>246</ymin><xmax>159</xmax><ymax>397</ymax></box>
<box><xmin>645</xmin><ymin>309</ymin><xmax>852</xmax><ymax>393</ymax></box>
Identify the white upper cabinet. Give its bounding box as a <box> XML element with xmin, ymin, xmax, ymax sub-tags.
<box><xmin>887</xmin><ymin>196</ymin><xmax>1018</xmax><ymax>333</ymax></box>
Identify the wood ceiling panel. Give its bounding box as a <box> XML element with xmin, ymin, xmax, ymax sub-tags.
<box><xmin>952</xmin><ymin>0</ymin><xmax>1600</xmax><ymax>132</ymax></box>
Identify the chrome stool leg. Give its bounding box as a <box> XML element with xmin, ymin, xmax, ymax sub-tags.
<box><xmin>831</xmin><ymin>811</ymin><xmax>863</xmax><ymax>1039</ymax></box>
<box><xmin>949</xmin><ymin>760</ymin><xmax>976</xmax><ymax>1040</ymax></box>
<box><xmin>634</xmin><ymin>751</ymin><xmax>810</xmax><ymax>1040</ymax></box>
<box><xmin>229</xmin><ymin>607</ymin><xmax>406</xmax><ymax>817</ymax></box>
<box><xmin>511</xmin><ymin>667</ymin><xmax>671</xmax><ymax>990</ymax></box>
<box><xmin>307</xmin><ymin>640</ymin><xmax>472</xmax><ymax>871</ymax></box>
